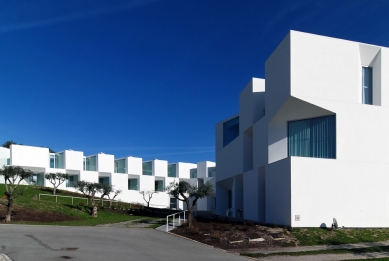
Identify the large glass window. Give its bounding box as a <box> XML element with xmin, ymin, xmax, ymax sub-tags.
<box><xmin>208</xmin><ymin>167</ymin><xmax>216</xmax><ymax>178</ymax></box>
<box><xmin>168</xmin><ymin>164</ymin><xmax>176</xmax><ymax>177</ymax></box>
<box><xmin>142</xmin><ymin>162</ymin><xmax>152</xmax><ymax>176</ymax></box>
<box><xmin>190</xmin><ymin>169</ymin><xmax>197</xmax><ymax>178</ymax></box>
<box><xmin>170</xmin><ymin>198</ymin><xmax>177</xmax><ymax>209</ymax></box>
<box><xmin>49</xmin><ymin>153</ymin><xmax>64</xmax><ymax>169</ymax></box>
<box><xmin>223</xmin><ymin>116</ymin><xmax>239</xmax><ymax>147</ymax></box>
<box><xmin>115</xmin><ymin>159</ymin><xmax>126</xmax><ymax>173</ymax></box>
<box><xmin>128</xmin><ymin>179</ymin><xmax>138</xmax><ymax>190</ymax></box>
<box><xmin>362</xmin><ymin>67</ymin><xmax>372</xmax><ymax>105</ymax></box>
<box><xmin>155</xmin><ymin>180</ymin><xmax>164</xmax><ymax>192</ymax></box>
<box><xmin>288</xmin><ymin>115</ymin><xmax>336</xmax><ymax>159</ymax></box>
<box><xmin>85</xmin><ymin>156</ymin><xmax>97</xmax><ymax>171</ymax></box>
<box><xmin>66</xmin><ymin>175</ymin><xmax>79</xmax><ymax>187</ymax></box>
<box><xmin>99</xmin><ymin>177</ymin><xmax>110</xmax><ymax>185</ymax></box>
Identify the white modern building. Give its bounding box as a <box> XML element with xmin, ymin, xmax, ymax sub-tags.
<box><xmin>216</xmin><ymin>31</ymin><xmax>389</xmax><ymax>228</ymax></box>
<box><xmin>0</xmin><ymin>144</ymin><xmax>216</xmax><ymax>211</ymax></box>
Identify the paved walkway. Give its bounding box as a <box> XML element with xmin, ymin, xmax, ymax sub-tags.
<box><xmin>0</xmin><ymin>254</ymin><xmax>11</xmax><ymax>261</ymax></box>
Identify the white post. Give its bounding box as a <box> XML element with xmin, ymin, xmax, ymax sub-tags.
<box><xmin>39</xmin><ymin>194</ymin><xmax>40</xmax><ymax>201</ymax></box>
<box><xmin>179</xmin><ymin>213</ymin><xmax>181</xmax><ymax>225</ymax></box>
<box><xmin>72</xmin><ymin>197</ymin><xmax>74</xmax><ymax>205</ymax></box>
<box><xmin>184</xmin><ymin>211</ymin><xmax>185</xmax><ymax>221</ymax></box>
<box><xmin>56</xmin><ymin>195</ymin><xmax>58</xmax><ymax>202</ymax></box>
<box><xmin>173</xmin><ymin>214</ymin><xmax>175</xmax><ymax>229</ymax></box>
<box><xmin>166</xmin><ymin>216</ymin><xmax>169</xmax><ymax>232</ymax></box>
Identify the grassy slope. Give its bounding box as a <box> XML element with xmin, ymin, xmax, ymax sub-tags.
<box><xmin>0</xmin><ymin>184</ymin><xmax>145</xmax><ymax>226</ymax></box>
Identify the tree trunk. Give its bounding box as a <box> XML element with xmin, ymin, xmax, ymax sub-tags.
<box><xmin>5</xmin><ymin>198</ymin><xmax>13</xmax><ymax>223</ymax></box>
<box><xmin>53</xmin><ymin>187</ymin><xmax>57</xmax><ymax>195</ymax></box>
<box><xmin>91</xmin><ymin>205</ymin><xmax>98</xmax><ymax>217</ymax></box>
<box><xmin>109</xmin><ymin>200</ymin><xmax>113</xmax><ymax>208</ymax></box>
<box><xmin>188</xmin><ymin>206</ymin><xmax>196</xmax><ymax>228</ymax></box>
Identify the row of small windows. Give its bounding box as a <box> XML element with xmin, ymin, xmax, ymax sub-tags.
<box><xmin>127</xmin><ymin>179</ymin><xmax>164</xmax><ymax>192</ymax></box>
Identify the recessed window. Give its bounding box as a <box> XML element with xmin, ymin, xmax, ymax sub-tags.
<box><xmin>128</xmin><ymin>179</ymin><xmax>138</xmax><ymax>190</ymax></box>
<box><xmin>362</xmin><ymin>67</ymin><xmax>372</xmax><ymax>105</ymax></box>
<box><xmin>288</xmin><ymin>115</ymin><xmax>336</xmax><ymax>159</ymax></box>
<box><xmin>223</xmin><ymin>117</ymin><xmax>239</xmax><ymax>147</ymax></box>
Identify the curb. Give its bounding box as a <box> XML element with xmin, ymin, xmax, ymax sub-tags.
<box><xmin>0</xmin><ymin>254</ymin><xmax>12</xmax><ymax>261</ymax></box>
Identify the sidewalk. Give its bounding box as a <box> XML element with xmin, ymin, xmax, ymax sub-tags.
<box><xmin>155</xmin><ymin>218</ymin><xmax>185</xmax><ymax>232</ymax></box>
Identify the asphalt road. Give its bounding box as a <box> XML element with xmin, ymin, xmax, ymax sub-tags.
<box><xmin>0</xmin><ymin>224</ymin><xmax>248</xmax><ymax>261</ymax></box>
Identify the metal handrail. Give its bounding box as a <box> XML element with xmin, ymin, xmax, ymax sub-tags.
<box><xmin>39</xmin><ymin>194</ymin><xmax>89</xmax><ymax>205</ymax></box>
<box><xmin>166</xmin><ymin>210</ymin><xmax>187</xmax><ymax>232</ymax></box>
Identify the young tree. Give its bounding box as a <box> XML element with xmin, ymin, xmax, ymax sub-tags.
<box><xmin>94</xmin><ymin>184</ymin><xmax>123</xmax><ymax>208</ymax></box>
<box><xmin>0</xmin><ymin>166</ymin><xmax>32</xmax><ymax>223</ymax></box>
<box><xmin>139</xmin><ymin>190</ymin><xmax>157</xmax><ymax>208</ymax></box>
<box><xmin>44</xmin><ymin>172</ymin><xmax>69</xmax><ymax>195</ymax></box>
<box><xmin>166</xmin><ymin>180</ymin><xmax>214</xmax><ymax>228</ymax></box>
<box><xmin>73</xmin><ymin>181</ymin><xmax>103</xmax><ymax>217</ymax></box>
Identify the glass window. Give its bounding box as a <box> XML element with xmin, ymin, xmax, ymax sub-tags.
<box><xmin>99</xmin><ymin>177</ymin><xmax>110</xmax><ymax>185</ymax></box>
<box><xmin>288</xmin><ymin>115</ymin><xmax>336</xmax><ymax>159</ymax></box>
<box><xmin>155</xmin><ymin>180</ymin><xmax>163</xmax><ymax>192</ymax></box>
<box><xmin>142</xmin><ymin>162</ymin><xmax>152</xmax><ymax>176</ymax></box>
<box><xmin>362</xmin><ymin>67</ymin><xmax>372</xmax><ymax>105</ymax></box>
<box><xmin>50</xmin><ymin>154</ymin><xmax>55</xmax><ymax>168</ymax></box>
<box><xmin>128</xmin><ymin>179</ymin><xmax>138</xmax><ymax>190</ymax></box>
<box><xmin>168</xmin><ymin>164</ymin><xmax>176</xmax><ymax>177</ymax></box>
<box><xmin>66</xmin><ymin>175</ymin><xmax>79</xmax><ymax>187</ymax></box>
<box><xmin>223</xmin><ymin>116</ymin><xmax>239</xmax><ymax>147</ymax></box>
<box><xmin>190</xmin><ymin>169</ymin><xmax>197</xmax><ymax>178</ymax></box>
<box><xmin>85</xmin><ymin>156</ymin><xmax>97</xmax><ymax>171</ymax></box>
<box><xmin>170</xmin><ymin>198</ymin><xmax>177</xmax><ymax>209</ymax></box>
<box><xmin>208</xmin><ymin>167</ymin><xmax>216</xmax><ymax>177</ymax></box>
<box><xmin>115</xmin><ymin>159</ymin><xmax>126</xmax><ymax>173</ymax></box>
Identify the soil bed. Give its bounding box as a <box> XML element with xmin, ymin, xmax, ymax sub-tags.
<box><xmin>0</xmin><ymin>205</ymin><xmax>80</xmax><ymax>222</ymax></box>
<box><xmin>171</xmin><ymin>218</ymin><xmax>298</xmax><ymax>251</ymax></box>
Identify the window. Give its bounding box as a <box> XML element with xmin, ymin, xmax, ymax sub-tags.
<box><xmin>155</xmin><ymin>180</ymin><xmax>163</xmax><ymax>192</ymax></box>
<box><xmin>84</xmin><ymin>156</ymin><xmax>97</xmax><ymax>171</ymax></box>
<box><xmin>223</xmin><ymin>116</ymin><xmax>239</xmax><ymax>147</ymax></box>
<box><xmin>362</xmin><ymin>67</ymin><xmax>372</xmax><ymax>105</ymax></box>
<box><xmin>50</xmin><ymin>153</ymin><xmax>64</xmax><ymax>169</ymax></box>
<box><xmin>167</xmin><ymin>164</ymin><xmax>176</xmax><ymax>177</ymax></box>
<box><xmin>170</xmin><ymin>198</ymin><xmax>177</xmax><ymax>209</ymax></box>
<box><xmin>128</xmin><ymin>179</ymin><xmax>138</xmax><ymax>190</ymax></box>
<box><xmin>99</xmin><ymin>177</ymin><xmax>110</xmax><ymax>185</ymax></box>
<box><xmin>190</xmin><ymin>169</ymin><xmax>197</xmax><ymax>178</ymax></box>
<box><xmin>142</xmin><ymin>162</ymin><xmax>152</xmax><ymax>176</ymax></box>
<box><xmin>288</xmin><ymin>115</ymin><xmax>336</xmax><ymax>159</ymax></box>
<box><xmin>115</xmin><ymin>159</ymin><xmax>125</xmax><ymax>173</ymax></box>
<box><xmin>66</xmin><ymin>175</ymin><xmax>79</xmax><ymax>187</ymax></box>
<box><xmin>208</xmin><ymin>167</ymin><xmax>216</xmax><ymax>178</ymax></box>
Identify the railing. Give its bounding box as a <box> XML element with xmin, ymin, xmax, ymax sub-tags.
<box><xmin>39</xmin><ymin>194</ymin><xmax>89</xmax><ymax>205</ymax></box>
<box><xmin>166</xmin><ymin>210</ymin><xmax>187</xmax><ymax>232</ymax></box>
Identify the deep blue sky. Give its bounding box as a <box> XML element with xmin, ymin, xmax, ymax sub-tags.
<box><xmin>1</xmin><ymin>0</ymin><xmax>388</xmax><ymax>163</ymax></box>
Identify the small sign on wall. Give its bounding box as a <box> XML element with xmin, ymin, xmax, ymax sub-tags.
<box><xmin>295</xmin><ymin>215</ymin><xmax>300</xmax><ymax>221</ymax></box>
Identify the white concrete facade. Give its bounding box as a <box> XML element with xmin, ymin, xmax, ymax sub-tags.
<box><xmin>216</xmin><ymin>31</ymin><xmax>389</xmax><ymax>227</ymax></box>
<box><xmin>0</xmin><ymin>144</ymin><xmax>216</xmax><ymax>211</ymax></box>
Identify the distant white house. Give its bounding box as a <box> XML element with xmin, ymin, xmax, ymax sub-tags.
<box><xmin>0</xmin><ymin>144</ymin><xmax>215</xmax><ymax>211</ymax></box>
<box><xmin>216</xmin><ymin>30</ymin><xmax>389</xmax><ymax>227</ymax></box>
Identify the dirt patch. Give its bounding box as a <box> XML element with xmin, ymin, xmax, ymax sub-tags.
<box><xmin>0</xmin><ymin>205</ymin><xmax>79</xmax><ymax>222</ymax></box>
<box><xmin>171</xmin><ymin>219</ymin><xmax>298</xmax><ymax>251</ymax></box>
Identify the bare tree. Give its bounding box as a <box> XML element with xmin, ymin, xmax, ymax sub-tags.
<box><xmin>44</xmin><ymin>172</ymin><xmax>69</xmax><ymax>195</ymax></box>
<box><xmin>166</xmin><ymin>180</ymin><xmax>214</xmax><ymax>228</ymax></box>
<box><xmin>73</xmin><ymin>181</ymin><xmax>103</xmax><ymax>217</ymax></box>
<box><xmin>0</xmin><ymin>166</ymin><xmax>32</xmax><ymax>223</ymax></box>
<box><xmin>108</xmin><ymin>188</ymin><xmax>122</xmax><ymax>208</ymax></box>
<box><xmin>139</xmin><ymin>190</ymin><xmax>158</xmax><ymax>208</ymax></box>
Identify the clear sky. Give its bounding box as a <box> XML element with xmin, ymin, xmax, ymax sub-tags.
<box><xmin>1</xmin><ymin>0</ymin><xmax>389</xmax><ymax>163</ymax></box>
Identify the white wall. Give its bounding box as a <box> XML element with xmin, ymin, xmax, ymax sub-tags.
<box><xmin>291</xmin><ymin>157</ymin><xmax>389</xmax><ymax>227</ymax></box>
<box><xmin>215</xmin><ymin>136</ymin><xmax>243</xmax><ymax>182</ymax></box>
<box><xmin>126</xmin><ymin>156</ymin><xmax>142</xmax><ymax>175</ymax></box>
<box><xmin>265</xmin><ymin>157</ymin><xmax>291</xmax><ymax>227</ymax></box>
<box><xmin>177</xmin><ymin>162</ymin><xmax>197</xmax><ymax>179</ymax></box>
<box><xmin>97</xmin><ymin>153</ymin><xmax>114</xmax><ymax>173</ymax></box>
<box><xmin>10</xmin><ymin>144</ymin><xmax>49</xmax><ymax>169</ymax></box>
<box><xmin>153</xmin><ymin>159</ymin><xmax>168</xmax><ymax>177</ymax></box>
<box><xmin>0</xmin><ymin>147</ymin><xmax>10</xmax><ymax>167</ymax></box>
<box><xmin>64</xmin><ymin>150</ymin><xmax>83</xmax><ymax>170</ymax></box>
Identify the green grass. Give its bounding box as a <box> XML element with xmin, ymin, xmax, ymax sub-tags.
<box><xmin>241</xmin><ymin>245</ymin><xmax>389</xmax><ymax>258</ymax></box>
<box><xmin>0</xmin><ymin>184</ymin><xmax>147</xmax><ymax>226</ymax></box>
<box><xmin>292</xmin><ymin>227</ymin><xmax>389</xmax><ymax>246</ymax></box>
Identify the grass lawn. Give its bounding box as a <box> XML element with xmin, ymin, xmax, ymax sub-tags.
<box><xmin>292</xmin><ymin>227</ymin><xmax>389</xmax><ymax>246</ymax></box>
<box><xmin>0</xmin><ymin>184</ymin><xmax>147</xmax><ymax>226</ymax></box>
